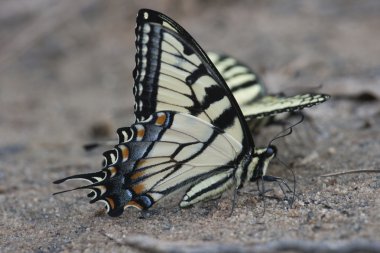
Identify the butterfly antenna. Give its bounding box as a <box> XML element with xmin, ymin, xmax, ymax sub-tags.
<box><xmin>290</xmin><ymin>112</ymin><xmax>320</xmax><ymax>144</ymax></box>
<box><xmin>268</xmin><ymin>113</ymin><xmax>305</xmax><ymax>146</ymax></box>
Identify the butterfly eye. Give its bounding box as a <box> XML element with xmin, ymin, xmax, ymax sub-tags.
<box><xmin>265</xmin><ymin>145</ymin><xmax>277</xmax><ymax>158</ymax></box>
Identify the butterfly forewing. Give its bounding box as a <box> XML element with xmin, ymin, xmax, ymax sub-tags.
<box><xmin>133</xmin><ymin>9</ymin><xmax>253</xmax><ymax>149</ymax></box>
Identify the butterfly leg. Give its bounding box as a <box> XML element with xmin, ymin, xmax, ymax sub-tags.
<box><xmin>261</xmin><ymin>175</ymin><xmax>296</xmax><ymax>207</ymax></box>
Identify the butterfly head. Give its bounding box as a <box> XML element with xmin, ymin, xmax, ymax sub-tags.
<box><xmin>260</xmin><ymin>145</ymin><xmax>277</xmax><ymax>175</ymax></box>
<box><xmin>250</xmin><ymin>145</ymin><xmax>277</xmax><ymax>182</ymax></box>
<box><xmin>264</xmin><ymin>145</ymin><xmax>277</xmax><ymax>159</ymax></box>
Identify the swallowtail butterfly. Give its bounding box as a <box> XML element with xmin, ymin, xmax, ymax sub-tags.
<box><xmin>54</xmin><ymin>9</ymin><xmax>329</xmax><ymax>216</ymax></box>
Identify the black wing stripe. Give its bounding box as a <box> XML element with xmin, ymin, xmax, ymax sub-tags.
<box><xmin>161</xmin><ymin>42</ymin><xmax>199</xmax><ymax>68</ymax></box>
<box><xmin>230</xmin><ymin>79</ymin><xmax>260</xmax><ymax>93</ymax></box>
<box><xmin>123</xmin><ymin>111</ymin><xmax>241</xmax><ymax>200</ymax></box>
<box><xmin>180</xmin><ymin>170</ymin><xmax>234</xmax><ymax>206</ymax></box>
<box><xmin>153</xmin><ymin>165</ymin><xmax>233</xmax><ymax>196</ymax></box>
<box><xmin>208</xmin><ymin>52</ymin><xmax>266</xmax><ymax>107</ymax></box>
<box><xmin>133</xmin><ymin>12</ymin><xmax>253</xmax><ymax>149</ymax></box>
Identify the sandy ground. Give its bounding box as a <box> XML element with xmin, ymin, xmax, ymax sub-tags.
<box><xmin>1</xmin><ymin>1</ymin><xmax>380</xmax><ymax>252</ymax></box>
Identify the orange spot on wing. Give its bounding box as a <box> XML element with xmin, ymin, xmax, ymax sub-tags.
<box><xmin>106</xmin><ymin>197</ymin><xmax>115</xmax><ymax>210</ymax></box>
<box><xmin>155</xmin><ymin>113</ymin><xmax>166</xmax><ymax>125</ymax></box>
<box><xmin>137</xmin><ymin>128</ymin><xmax>145</xmax><ymax>139</ymax></box>
<box><xmin>121</xmin><ymin>146</ymin><xmax>129</xmax><ymax>160</ymax></box>
<box><xmin>130</xmin><ymin>170</ymin><xmax>144</xmax><ymax>180</ymax></box>
<box><xmin>108</xmin><ymin>166</ymin><xmax>117</xmax><ymax>177</ymax></box>
<box><xmin>132</xmin><ymin>183</ymin><xmax>145</xmax><ymax>194</ymax></box>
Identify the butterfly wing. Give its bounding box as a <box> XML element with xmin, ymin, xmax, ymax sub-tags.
<box><xmin>207</xmin><ymin>52</ymin><xmax>267</xmax><ymax>106</ymax></box>
<box><xmin>54</xmin><ymin>111</ymin><xmax>244</xmax><ymax>216</ymax></box>
<box><xmin>134</xmin><ymin>20</ymin><xmax>330</xmax><ymax>126</ymax></box>
<box><xmin>132</xmin><ymin>9</ymin><xmax>253</xmax><ymax>149</ymax></box>
<box><xmin>241</xmin><ymin>93</ymin><xmax>329</xmax><ymax>119</ymax></box>
<box><xmin>208</xmin><ymin>52</ymin><xmax>330</xmax><ymax>120</ymax></box>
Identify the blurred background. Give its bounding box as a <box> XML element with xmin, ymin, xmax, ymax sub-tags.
<box><xmin>1</xmin><ymin>0</ymin><xmax>379</xmax><ymax>146</ymax></box>
<box><xmin>1</xmin><ymin>1</ymin><xmax>380</xmax><ymax>252</ymax></box>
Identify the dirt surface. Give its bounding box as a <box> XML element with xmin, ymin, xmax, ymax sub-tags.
<box><xmin>1</xmin><ymin>1</ymin><xmax>380</xmax><ymax>252</ymax></box>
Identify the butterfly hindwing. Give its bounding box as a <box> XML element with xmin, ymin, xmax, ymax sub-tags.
<box><xmin>208</xmin><ymin>52</ymin><xmax>266</xmax><ymax>106</ymax></box>
<box><xmin>241</xmin><ymin>93</ymin><xmax>329</xmax><ymax>119</ymax></box>
<box><xmin>125</xmin><ymin>111</ymin><xmax>240</xmax><ymax>203</ymax></box>
<box><xmin>208</xmin><ymin>52</ymin><xmax>330</xmax><ymax>121</ymax></box>
<box><xmin>55</xmin><ymin>111</ymin><xmax>245</xmax><ymax>216</ymax></box>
